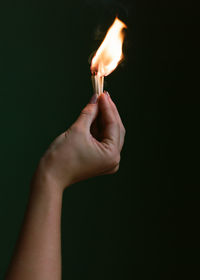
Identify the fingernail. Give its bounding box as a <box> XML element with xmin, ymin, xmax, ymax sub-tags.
<box><xmin>89</xmin><ymin>93</ymin><xmax>98</xmax><ymax>104</ymax></box>
<box><xmin>104</xmin><ymin>91</ymin><xmax>110</xmax><ymax>97</ymax></box>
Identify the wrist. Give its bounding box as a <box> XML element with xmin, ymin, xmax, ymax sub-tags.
<box><xmin>31</xmin><ymin>165</ymin><xmax>64</xmax><ymax>198</ymax></box>
<box><xmin>35</xmin><ymin>153</ymin><xmax>73</xmax><ymax>191</ymax></box>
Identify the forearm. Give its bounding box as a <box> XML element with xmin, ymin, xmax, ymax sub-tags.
<box><xmin>6</xmin><ymin>171</ymin><xmax>64</xmax><ymax>280</ymax></box>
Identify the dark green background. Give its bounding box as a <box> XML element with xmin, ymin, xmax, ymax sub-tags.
<box><xmin>0</xmin><ymin>0</ymin><xmax>199</xmax><ymax>279</ymax></box>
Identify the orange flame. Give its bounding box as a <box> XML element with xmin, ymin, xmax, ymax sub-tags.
<box><xmin>91</xmin><ymin>17</ymin><xmax>127</xmax><ymax>77</ymax></box>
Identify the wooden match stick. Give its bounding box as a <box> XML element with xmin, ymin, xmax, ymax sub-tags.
<box><xmin>91</xmin><ymin>74</ymin><xmax>104</xmax><ymax>96</ymax></box>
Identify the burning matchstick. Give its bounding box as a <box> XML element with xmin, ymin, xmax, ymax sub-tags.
<box><xmin>90</xmin><ymin>17</ymin><xmax>127</xmax><ymax>96</ymax></box>
<box><xmin>91</xmin><ymin>73</ymin><xmax>104</xmax><ymax>96</ymax></box>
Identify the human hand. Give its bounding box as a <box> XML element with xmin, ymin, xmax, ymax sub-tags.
<box><xmin>35</xmin><ymin>92</ymin><xmax>125</xmax><ymax>192</ymax></box>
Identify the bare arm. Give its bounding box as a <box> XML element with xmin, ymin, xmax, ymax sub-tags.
<box><xmin>5</xmin><ymin>92</ymin><xmax>125</xmax><ymax>280</ymax></box>
<box><xmin>6</xmin><ymin>176</ymin><xmax>63</xmax><ymax>280</ymax></box>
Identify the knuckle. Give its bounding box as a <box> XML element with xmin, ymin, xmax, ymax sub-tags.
<box><xmin>107</xmin><ymin>148</ymin><xmax>121</xmax><ymax>169</ymax></box>
<box><xmin>106</xmin><ymin>117</ymin><xmax>116</xmax><ymax>126</ymax></box>
<box><xmin>81</xmin><ymin>106</ymin><xmax>93</xmax><ymax>116</ymax></box>
<box><xmin>121</xmin><ymin>125</ymin><xmax>126</xmax><ymax>136</ymax></box>
<box><xmin>70</xmin><ymin>124</ymin><xmax>83</xmax><ymax>135</ymax></box>
<box><xmin>112</xmin><ymin>154</ymin><xmax>121</xmax><ymax>167</ymax></box>
<box><xmin>110</xmin><ymin>164</ymin><xmax>120</xmax><ymax>174</ymax></box>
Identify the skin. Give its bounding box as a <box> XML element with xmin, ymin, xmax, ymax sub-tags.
<box><xmin>5</xmin><ymin>91</ymin><xmax>125</xmax><ymax>280</ymax></box>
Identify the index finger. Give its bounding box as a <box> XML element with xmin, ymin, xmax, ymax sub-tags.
<box><xmin>106</xmin><ymin>94</ymin><xmax>126</xmax><ymax>151</ymax></box>
<box><xmin>98</xmin><ymin>92</ymin><xmax>120</xmax><ymax>146</ymax></box>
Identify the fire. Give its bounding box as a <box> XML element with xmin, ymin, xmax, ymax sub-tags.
<box><xmin>91</xmin><ymin>17</ymin><xmax>127</xmax><ymax>77</ymax></box>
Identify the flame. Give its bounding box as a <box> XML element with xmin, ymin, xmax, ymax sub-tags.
<box><xmin>91</xmin><ymin>17</ymin><xmax>127</xmax><ymax>77</ymax></box>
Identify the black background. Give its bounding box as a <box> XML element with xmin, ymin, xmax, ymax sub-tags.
<box><xmin>0</xmin><ymin>0</ymin><xmax>199</xmax><ymax>279</ymax></box>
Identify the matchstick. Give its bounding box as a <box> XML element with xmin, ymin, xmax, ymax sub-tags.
<box><xmin>91</xmin><ymin>74</ymin><xmax>104</xmax><ymax>96</ymax></box>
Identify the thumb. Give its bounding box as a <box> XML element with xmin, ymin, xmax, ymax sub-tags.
<box><xmin>76</xmin><ymin>94</ymin><xmax>98</xmax><ymax>130</ymax></box>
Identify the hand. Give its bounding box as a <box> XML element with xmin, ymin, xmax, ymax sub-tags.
<box><xmin>35</xmin><ymin>92</ymin><xmax>126</xmax><ymax>192</ymax></box>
